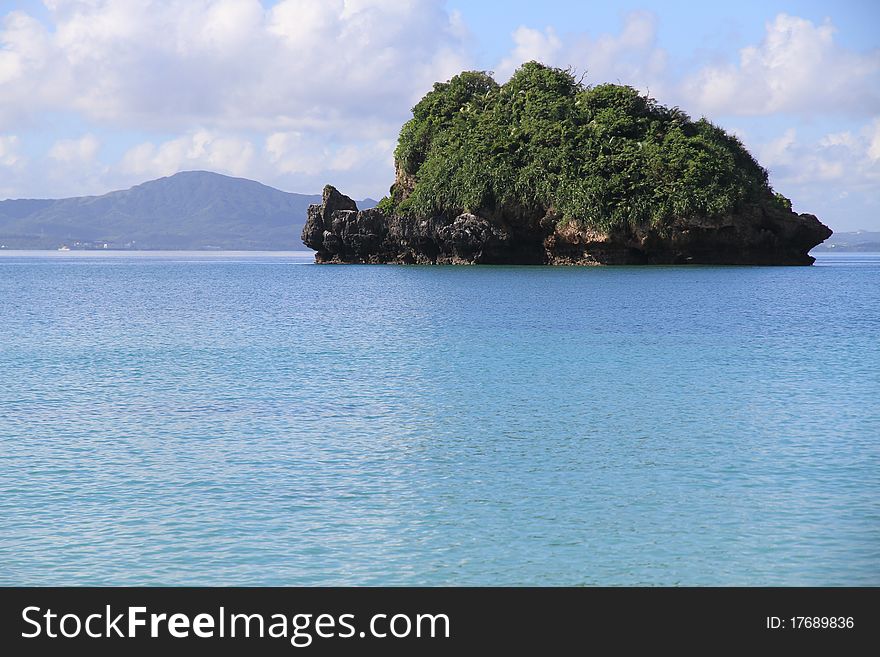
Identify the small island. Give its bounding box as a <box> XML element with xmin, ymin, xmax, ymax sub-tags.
<box><xmin>303</xmin><ymin>62</ymin><xmax>831</xmax><ymax>265</ymax></box>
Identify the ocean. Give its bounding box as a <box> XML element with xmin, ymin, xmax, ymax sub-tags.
<box><xmin>1</xmin><ymin>251</ymin><xmax>877</xmax><ymax>585</ymax></box>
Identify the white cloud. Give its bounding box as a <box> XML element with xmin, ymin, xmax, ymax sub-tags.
<box><xmin>121</xmin><ymin>130</ymin><xmax>256</xmax><ymax>178</ymax></box>
<box><xmin>265</xmin><ymin>130</ymin><xmax>393</xmax><ymax>188</ymax></box>
<box><xmin>266</xmin><ymin>131</ymin><xmax>358</xmax><ymax>176</ymax></box>
<box><xmin>656</xmin><ymin>120</ymin><xmax>868</xmax><ymax>231</ymax></box>
<box><xmin>736</xmin><ymin>119</ymin><xmax>880</xmax><ymax>230</ymax></box>
<box><xmin>265</xmin><ymin>132</ymin><xmax>320</xmax><ymax>176</ymax></box>
<box><xmin>683</xmin><ymin>14</ymin><xmax>880</xmax><ymax>116</ymax></box>
<box><xmin>819</xmin><ymin>131</ymin><xmax>857</xmax><ymax>149</ymax></box>
<box><xmin>756</xmin><ymin>128</ymin><xmax>797</xmax><ymax>167</ymax></box>
<box><xmin>0</xmin><ymin>138</ymin><xmax>25</xmax><ymax>198</ymax></box>
<box><xmin>0</xmin><ymin>11</ymin><xmax>57</xmax><ymax>128</ymax></box>
<box><xmin>495</xmin><ymin>12</ymin><xmax>669</xmax><ymax>96</ymax></box>
<box><xmin>866</xmin><ymin>118</ymin><xmax>880</xmax><ymax>161</ymax></box>
<box><xmin>496</xmin><ymin>26</ymin><xmax>563</xmax><ymax>81</ymax></box>
<box><xmin>0</xmin><ymin>0</ymin><xmax>471</xmax><ymax>133</ymax></box>
<box><xmin>49</xmin><ymin>134</ymin><xmax>100</xmax><ymax>163</ymax></box>
<box><xmin>0</xmin><ymin>134</ymin><xmax>22</xmax><ymax>167</ymax></box>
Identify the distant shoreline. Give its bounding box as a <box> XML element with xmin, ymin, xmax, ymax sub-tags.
<box><xmin>0</xmin><ymin>249</ymin><xmax>317</xmax><ymax>256</ymax></box>
<box><xmin>2</xmin><ymin>249</ymin><xmax>878</xmax><ymax>258</ymax></box>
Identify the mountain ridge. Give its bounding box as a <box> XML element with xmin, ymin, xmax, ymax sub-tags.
<box><xmin>0</xmin><ymin>171</ymin><xmax>376</xmax><ymax>250</ymax></box>
<box><xmin>809</xmin><ymin>230</ymin><xmax>880</xmax><ymax>252</ymax></box>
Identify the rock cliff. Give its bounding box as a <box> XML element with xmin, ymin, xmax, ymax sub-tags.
<box><xmin>303</xmin><ymin>185</ymin><xmax>830</xmax><ymax>265</ymax></box>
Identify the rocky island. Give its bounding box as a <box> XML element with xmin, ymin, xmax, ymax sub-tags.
<box><xmin>303</xmin><ymin>63</ymin><xmax>831</xmax><ymax>265</ymax></box>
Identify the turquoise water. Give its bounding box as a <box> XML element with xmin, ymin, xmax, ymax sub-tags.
<box><xmin>0</xmin><ymin>251</ymin><xmax>877</xmax><ymax>586</ymax></box>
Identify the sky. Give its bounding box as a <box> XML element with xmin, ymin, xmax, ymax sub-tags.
<box><xmin>0</xmin><ymin>1</ymin><xmax>878</xmax><ymax>231</ymax></box>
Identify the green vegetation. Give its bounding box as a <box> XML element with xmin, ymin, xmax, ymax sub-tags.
<box><xmin>375</xmin><ymin>195</ymin><xmax>395</xmax><ymax>214</ymax></box>
<box><xmin>772</xmin><ymin>191</ymin><xmax>793</xmax><ymax>212</ymax></box>
<box><xmin>390</xmin><ymin>62</ymin><xmax>779</xmax><ymax>232</ymax></box>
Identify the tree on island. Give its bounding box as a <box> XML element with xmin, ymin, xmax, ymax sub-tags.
<box><xmin>383</xmin><ymin>61</ymin><xmax>790</xmax><ymax>233</ymax></box>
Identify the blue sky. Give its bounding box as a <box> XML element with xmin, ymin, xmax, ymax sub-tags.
<box><xmin>1</xmin><ymin>0</ymin><xmax>878</xmax><ymax>231</ymax></box>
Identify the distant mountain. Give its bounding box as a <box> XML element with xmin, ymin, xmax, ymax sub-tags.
<box><xmin>810</xmin><ymin>231</ymin><xmax>880</xmax><ymax>253</ymax></box>
<box><xmin>0</xmin><ymin>171</ymin><xmax>377</xmax><ymax>250</ymax></box>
